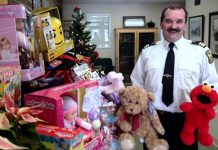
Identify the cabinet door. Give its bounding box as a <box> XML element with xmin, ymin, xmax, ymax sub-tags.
<box><xmin>115</xmin><ymin>30</ymin><xmax>137</xmax><ymax>84</ymax></box>
<box><xmin>138</xmin><ymin>31</ymin><xmax>157</xmax><ymax>54</ymax></box>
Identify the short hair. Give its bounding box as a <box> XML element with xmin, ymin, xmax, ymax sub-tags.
<box><xmin>160</xmin><ymin>5</ymin><xmax>188</xmax><ymax>23</ymax></box>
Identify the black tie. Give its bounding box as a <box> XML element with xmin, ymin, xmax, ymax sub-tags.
<box><xmin>162</xmin><ymin>43</ymin><xmax>175</xmax><ymax>106</ymax></box>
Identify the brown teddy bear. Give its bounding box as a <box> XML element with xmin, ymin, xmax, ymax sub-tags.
<box><xmin>117</xmin><ymin>85</ymin><xmax>169</xmax><ymax>150</ymax></box>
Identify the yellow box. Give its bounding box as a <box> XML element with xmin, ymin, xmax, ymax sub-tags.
<box><xmin>42</xmin><ymin>39</ymin><xmax>74</xmax><ymax>62</ymax></box>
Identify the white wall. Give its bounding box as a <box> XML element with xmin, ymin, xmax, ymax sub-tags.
<box><xmin>186</xmin><ymin>0</ymin><xmax>218</xmax><ymax>70</ymax></box>
<box><xmin>62</xmin><ymin>2</ymin><xmax>182</xmax><ymax>65</ymax></box>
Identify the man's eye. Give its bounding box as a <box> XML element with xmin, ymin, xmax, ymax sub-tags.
<box><xmin>177</xmin><ymin>20</ymin><xmax>184</xmax><ymax>24</ymax></box>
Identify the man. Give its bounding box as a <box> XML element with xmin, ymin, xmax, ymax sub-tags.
<box><xmin>130</xmin><ymin>5</ymin><xmax>218</xmax><ymax>150</ymax></box>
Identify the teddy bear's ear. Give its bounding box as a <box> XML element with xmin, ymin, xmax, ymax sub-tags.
<box><xmin>118</xmin><ymin>88</ymin><xmax>125</xmax><ymax>96</ymax></box>
<box><xmin>148</xmin><ymin>92</ymin><xmax>155</xmax><ymax>101</ymax></box>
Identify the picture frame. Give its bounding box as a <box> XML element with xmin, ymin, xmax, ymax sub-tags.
<box><xmin>209</xmin><ymin>11</ymin><xmax>218</xmax><ymax>58</ymax></box>
<box><xmin>123</xmin><ymin>16</ymin><xmax>146</xmax><ymax>28</ymax></box>
<box><xmin>195</xmin><ymin>0</ymin><xmax>201</xmax><ymax>5</ymax></box>
<box><xmin>188</xmin><ymin>15</ymin><xmax>204</xmax><ymax>42</ymax></box>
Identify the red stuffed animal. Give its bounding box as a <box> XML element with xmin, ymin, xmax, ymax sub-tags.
<box><xmin>180</xmin><ymin>83</ymin><xmax>218</xmax><ymax>146</ymax></box>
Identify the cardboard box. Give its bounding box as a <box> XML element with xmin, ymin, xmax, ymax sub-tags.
<box><xmin>33</xmin><ymin>7</ymin><xmax>74</xmax><ymax>62</ymax></box>
<box><xmin>36</xmin><ymin>123</ymin><xmax>84</xmax><ymax>150</ymax></box>
<box><xmin>42</xmin><ymin>39</ymin><xmax>74</xmax><ymax>62</ymax></box>
<box><xmin>0</xmin><ymin>4</ymin><xmax>45</xmax><ymax>81</ymax></box>
<box><xmin>0</xmin><ymin>66</ymin><xmax>21</xmax><ymax>106</ymax></box>
<box><xmin>24</xmin><ymin>80</ymin><xmax>98</xmax><ymax>127</ymax></box>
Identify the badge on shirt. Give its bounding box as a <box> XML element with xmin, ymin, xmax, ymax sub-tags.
<box><xmin>205</xmin><ymin>50</ymin><xmax>214</xmax><ymax>64</ymax></box>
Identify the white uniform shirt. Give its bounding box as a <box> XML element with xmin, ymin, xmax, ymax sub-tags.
<box><xmin>131</xmin><ymin>37</ymin><xmax>218</xmax><ymax>112</ymax></box>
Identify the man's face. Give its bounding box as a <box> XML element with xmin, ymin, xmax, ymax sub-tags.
<box><xmin>161</xmin><ymin>8</ymin><xmax>186</xmax><ymax>43</ymax></box>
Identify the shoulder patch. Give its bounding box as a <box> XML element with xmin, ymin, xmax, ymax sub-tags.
<box><xmin>205</xmin><ymin>50</ymin><xmax>214</xmax><ymax>64</ymax></box>
<box><xmin>144</xmin><ymin>43</ymin><xmax>156</xmax><ymax>49</ymax></box>
<box><xmin>191</xmin><ymin>41</ymin><xmax>206</xmax><ymax>48</ymax></box>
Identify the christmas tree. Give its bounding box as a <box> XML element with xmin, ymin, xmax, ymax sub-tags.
<box><xmin>67</xmin><ymin>6</ymin><xmax>99</xmax><ymax>65</ymax></box>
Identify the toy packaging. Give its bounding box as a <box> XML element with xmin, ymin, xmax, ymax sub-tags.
<box><xmin>0</xmin><ymin>4</ymin><xmax>45</xmax><ymax>81</ymax></box>
<box><xmin>0</xmin><ymin>66</ymin><xmax>21</xmax><ymax>106</ymax></box>
<box><xmin>33</xmin><ymin>7</ymin><xmax>74</xmax><ymax>62</ymax></box>
<box><xmin>36</xmin><ymin>123</ymin><xmax>84</xmax><ymax>150</ymax></box>
<box><xmin>24</xmin><ymin>80</ymin><xmax>98</xmax><ymax>127</ymax></box>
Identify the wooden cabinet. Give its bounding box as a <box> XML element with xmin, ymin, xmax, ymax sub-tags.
<box><xmin>115</xmin><ymin>28</ymin><xmax>158</xmax><ymax>84</ymax></box>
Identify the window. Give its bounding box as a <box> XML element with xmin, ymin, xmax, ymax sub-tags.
<box><xmin>87</xmin><ymin>14</ymin><xmax>111</xmax><ymax>48</ymax></box>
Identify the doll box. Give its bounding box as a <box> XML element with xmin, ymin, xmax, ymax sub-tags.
<box><xmin>36</xmin><ymin>123</ymin><xmax>84</xmax><ymax>150</ymax></box>
<box><xmin>24</xmin><ymin>80</ymin><xmax>98</xmax><ymax>127</ymax></box>
<box><xmin>84</xmin><ymin>133</ymin><xmax>104</xmax><ymax>150</ymax></box>
<box><xmin>0</xmin><ymin>66</ymin><xmax>21</xmax><ymax>106</ymax></box>
<box><xmin>0</xmin><ymin>4</ymin><xmax>45</xmax><ymax>81</ymax></box>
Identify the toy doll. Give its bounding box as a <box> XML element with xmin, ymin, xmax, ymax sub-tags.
<box><xmin>16</xmin><ymin>18</ymin><xmax>36</xmax><ymax>69</ymax></box>
<box><xmin>0</xmin><ymin>37</ymin><xmax>18</xmax><ymax>60</ymax></box>
<box><xmin>62</xmin><ymin>96</ymin><xmax>78</xmax><ymax>129</ymax></box>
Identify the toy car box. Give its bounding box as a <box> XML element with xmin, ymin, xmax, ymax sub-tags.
<box><xmin>36</xmin><ymin>123</ymin><xmax>84</xmax><ymax>150</ymax></box>
<box><xmin>24</xmin><ymin>80</ymin><xmax>98</xmax><ymax>127</ymax></box>
<box><xmin>0</xmin><ymin>4</ymin><xmax>45</xmax><ymax>81</ymax></box>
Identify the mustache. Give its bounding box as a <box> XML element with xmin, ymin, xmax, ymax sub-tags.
<box><xmin>167</xmin><ymin>28</ymin><xmax>180</xmax><ymax>32</ymax></box>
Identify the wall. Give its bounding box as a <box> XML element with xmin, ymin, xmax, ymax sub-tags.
<box><xmin>62</xmin><ymin>2</ymin><xmax>182</xmax><ymax>65</ymax></box>
<box><xmin>186</xmin><ymin>0</ymin><xmax>218</xmax><ymax>69</ymax></box>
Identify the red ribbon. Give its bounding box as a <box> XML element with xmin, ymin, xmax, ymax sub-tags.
<box><xmin>119</xmin><ymin>113</ymin><xmax>140</xmax><ymax>131</ymax></box>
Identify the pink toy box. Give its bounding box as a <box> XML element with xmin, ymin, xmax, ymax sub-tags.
<box><xmin>0</xmin><ymin>66</ymin><xmax>21</xmax><ymax>106</ymax></box>
<box><xmin>24</xmin><ymin>80</ymin><xmax>98</xmax><ymax>127</ymax></box>
<box><xmin>36</xmin><ymin>123</ymin><xmax>84</xmax><ymax>150</ymax></box>
<box><xmin>0</xmin><ymin>4</ymin><xmax>45</xmax><ymax>81</ymax></box>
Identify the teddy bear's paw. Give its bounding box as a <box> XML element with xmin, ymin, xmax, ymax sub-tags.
<box><xmin>120</xmin><ymin>122</ymin><xmax>132</xmax><ymax>132</ymax></box>
<box><xmin>152</xmin><ymin>139</ymin><xmax>169</xmax><ymax>150</ymax></box>
<box><xmin>119</xmin><ymin>133</ymin><xmax>135</xmax><ymax>150</ymax></box>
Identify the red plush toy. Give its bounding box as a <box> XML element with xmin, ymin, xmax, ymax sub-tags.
<box><xmin>180</xmin><ymin>83</ymin><xmax>218</xmax><ymax>146</ymax></box>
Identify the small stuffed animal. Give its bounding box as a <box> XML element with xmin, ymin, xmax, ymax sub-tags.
<box><xmin>99</xmin><ymin>71</ymin><xmax>125</xmax><ymax>94</ymax></box>
<box><xmin>99</xmin><ymin>71</ymin><xmax>125</xmax><ymax>104</ymax></box>
<box><xmin>180</xmin><ymin>83</ymin><xmax>218</xmax><ymax>146</ymax></box>
<box><xmin>117</xmin><ymin>85</ymin><xmax>169</xmax><ymax>150</ymax></box>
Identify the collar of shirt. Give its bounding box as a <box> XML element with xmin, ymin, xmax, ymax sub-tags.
<box><xmin>163</xmin><ymin>37</ymin><xmax>186</xmax><ymax>51</ymax></box>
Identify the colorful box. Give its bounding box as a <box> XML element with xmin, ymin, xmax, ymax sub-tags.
<box><xmin>33</xmin><ymin>7</ymin><xmax>74</xmax><ymax>62</ymax></box>
<box><xmin>0</xmin><ymin>66</ymin><xmax>21</xmax><ymax>106</ymax></box>
<box><xmin>0</xmin><ymin>4</ymin><xmax>45</xmax><ymax>81</ymax></box>
<box><xmin>84</xmin><ymin>133</ymin><xmax>104</xmax><ymax>150</ymax></box>
<box><xmin>36</xmin><ymin>123</ymin><xmax>84</xmax><ymax>150</ymax></box>
<box><xmin>24</xmin><ymin>80</ymin><xmax>98</xmax><ymax>127</ymax></box>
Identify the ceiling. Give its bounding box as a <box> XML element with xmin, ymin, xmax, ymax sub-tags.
<box><xmin>63</xmin><ymin>0</ymin><xmax>185</xmax><ymax>4</ymax></box>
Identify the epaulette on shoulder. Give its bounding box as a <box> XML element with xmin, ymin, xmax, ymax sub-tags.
<box><xmin>191</xmin><ymin>41</ymin><xmax>207</xmax><ymax>48</ymax></box>
<box><xmin>144</xmin><ymin>43</ymin><xmax>156</xmax><ymax>49</ymax></box>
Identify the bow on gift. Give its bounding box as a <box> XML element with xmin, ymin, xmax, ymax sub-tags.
<box><xmin>76</xmin><ymin>54</ymin><xmax>91</xmax><ymax>63</ymax></box>
<box><xmin>119</xmin><ymin>113</ymin><xmax>140</xmax><ymax>131</ymax></box>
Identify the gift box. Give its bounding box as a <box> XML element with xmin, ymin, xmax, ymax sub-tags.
<box><xmin>36</xmin><ymin>123</ymin><xmax>84</xmax><ymax>150</ymax></box>
<box><xmin>0</xmin><ymin>66</ymin><xmax>21</xmax><ymax>106</ymax></box>
<box><xmin>0</xmin><ymin>4</ymin><xmax>45</xmax><ymax>81</ymax></box>
<box><xmin>24</xmin><ymin>80</ymin><xmax>98</xmax><ymax>127</ymax></box>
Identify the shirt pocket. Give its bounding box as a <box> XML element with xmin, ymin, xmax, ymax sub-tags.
<box><xmin>176</xmin><ymin>63</ymin><xmax>201</xmax><ymax>90</ymax></box>
<box><xmin>143</xmin><ymin>60</ymin><xmax>163</xmax><ymax>91</ymax></box>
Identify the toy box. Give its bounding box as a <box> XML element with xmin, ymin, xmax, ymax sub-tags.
<box><xmin>24</xmin><ymin>80</ymin><xmax>98</xmax><ymax>127</ymax></box>
<box><xmin>36</xmin><ymin>123</ymin><xmax>84</xmax><ymax>150</ymax></box>
<box><xmin>0</xmin><ymin>4</ymin><xmax>45</xmax><ymax>81</ymax></box>
<box><xmin>33</xmin><ymin>7</ymin><xmax>74</xmax><ymax>62</ymax></box>
<box><xmin>84</xmin><ymin>132</ymin><xmax>104</xmax><ymax>150</ymax></box>
<box><xmin>0</xmin><ymin>66</ymin><xmax>21</xmax><ymax>106</ymax></box>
